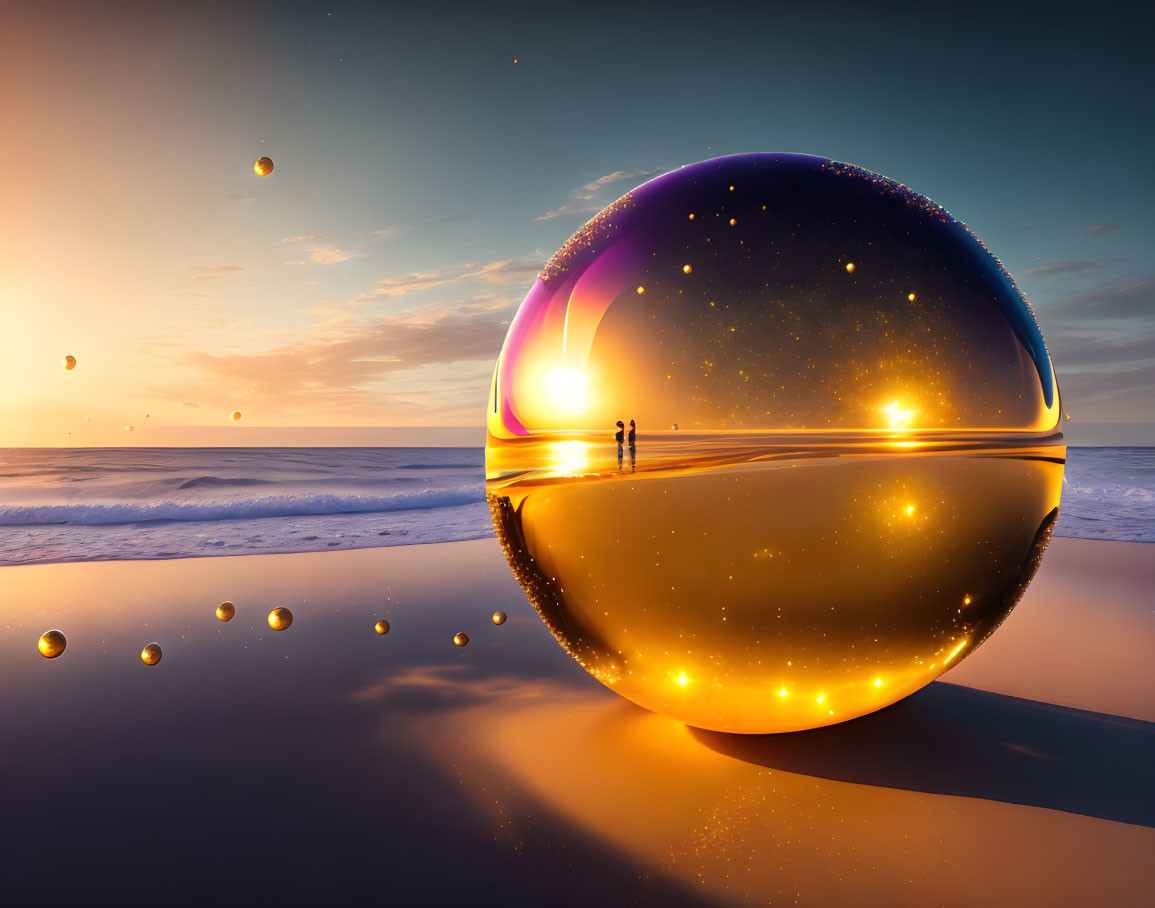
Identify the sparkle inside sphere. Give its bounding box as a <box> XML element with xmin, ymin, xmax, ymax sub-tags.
<box><xmin>267</xmin><ymin>607</ymin><xmax>293</xmax><ymax>631</ymax></box>
<box><xmin>140</xmin><ymin>643</ymin><xmax>163</xmax><ymax>666</ymax></box>
<box><xmin>373</xmin><ymin>619</ymin><xmax>390</xmax><ymax>635</ymax></box>
<box><xmin>216</xmin><ymin>601</ymin><xmax>236</xmax><ymax>621</ymax></box>
<box><xmin>63</xmin><ymin>355</ymin><xmax>77</xmax><ymax>371</ymax></box>
<box><xmin>491</xmin><ymin>611</ymin><xmax>508</xmax><ymax>625</ymax></box>
<box><xmin>485</xmin><ymin>153</ymin><xmax>1064</xmax><ymax>734</ymax></box>
<box><xmin>254</xmin><ymin>156</ymin><xmax>274</xmax><ymax>176</ymax></box>
<box><xmin>453</xmin><ymin>633</ymin><xmax>469</xmax><ymax>647</ymax></box>
<box><xmin>38</xmin><ymin>630</ymin><xmax>67</xmax><ymax>659</ymax></box>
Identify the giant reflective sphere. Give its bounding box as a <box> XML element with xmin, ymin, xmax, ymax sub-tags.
<box><xmin>486</xmin><ymin>153</ymin><xmax>1064</xmax><ymax>734</ymax></box>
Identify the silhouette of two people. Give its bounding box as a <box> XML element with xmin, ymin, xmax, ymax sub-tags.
<box><xmin>615</xmin><ymin>419</ymin><xmax>637</xmax><ymax>471</ymax></box>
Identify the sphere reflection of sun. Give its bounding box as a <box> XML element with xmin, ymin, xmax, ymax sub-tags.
<box><xmin>543</xmin><ymin>368</ymin><xmax>589</xmax><ymax>414</ymax></box>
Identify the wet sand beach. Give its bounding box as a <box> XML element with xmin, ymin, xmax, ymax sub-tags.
<box><xmin>0</xmin><ymin>536</ymin><xmax>1151</xmax><ymax>906</ymax></box>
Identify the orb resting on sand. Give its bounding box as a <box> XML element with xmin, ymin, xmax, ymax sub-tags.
<box><xmin>38</xmin><ymin>630</ymin><xmax>67</xmax><ymax>659</ymax></box>
<box><xmin>267</xmin><ymin>607</ymin><xmax>293</xmax><ymax>631</ymax></box>
<box><xmin>253</xmin><ymin>156</ymin><xmax>274</xmax><ymax>176</ymax></box>
<box><xmin>485</xmin><ymin>153</ymin><xmax>1064</xmax><ymax>734</ymax></box>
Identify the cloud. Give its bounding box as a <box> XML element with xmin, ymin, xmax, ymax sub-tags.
<box><xmin>373</xmin><ymin>214</ymin><xmax>473</xmax><ymax>238</ymax></box>
<box><xmin>1083</xmin><ymin>223</ymin><xmax>1121</xmax><ymax>237</ymax></box>
<box><xmin>178</xmin><ymin>293</ymin><xmax>517</xmax><ymax>418</ymax></box>
<box><xmin>193</xmin><ymin>264</ymin><xmax>243</xmax><ymax>282</ymax></box>
<box><xmin>1024</xmin><ymin>261</ymin><xmax>1110</xmax><ymax>277</ymax></box>
<box><xmin>1035</xmin><ymin>276</ymin><xmax>1155</xmax><ymax>419</ymax></box>
<box><xmin>536</xmin><ymin>167</ymin><xmax>650</xmax><ymax>220</ymax></box>
<box><xmin>351</xmin><ymin>258</ymin><xmax>540</xmax><ymax>304</ymax></box>
<box><xmin>181</xmin><ymin>401</ymin><xmax>200</xmax><ymax>408</ymax></box>
<box><xmin>280</xmin><ymin>234</ymin><xmax>361</xmax><ymax>265</ymax></box>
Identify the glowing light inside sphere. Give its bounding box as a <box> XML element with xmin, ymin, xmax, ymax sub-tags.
<box><xmin>38</xmin><ymin>630</ymin><xmax>67</xmax><ymax>659</ymax></box>
<box><xmin>254</xmin><ymin>156</ymin><xmax>274</xmax><ymax>176</ymax></box>
<box><xmin>216</xmin><ymin>601</ymin><xmax>236</xmax><ymax>621</ymax></box>
<box><xmin>374</xmin><ymin>620</ymin><xmax>390</xmax><ymax>635</ymax></box>
<box><xmin>267</xmin><ymin>607</ymin><xmax>293</xmax><ymax>631</ymax></box>
<box><xmin>453</xmin><ymin>633</ymin><xmax>469</xmax><ymax>647</ymax></box>
<box><xmin>140</xmin><ymin>643</ymin><xmax>163</xmax><ymax>666</ymax></box>
<box><xmin>485</xmin><ymin>153</ymin><xmax>1064</xmax><ymax>734</ymax></box>
<box><xmin>491</xmin><ymin>611</ymin><xmax>507</xmax><ymax>625</ymax></box>
<box><xmin>63</xmin><ymin>355</ymin><xmax>77</xmax><ymax>371</ymax></box>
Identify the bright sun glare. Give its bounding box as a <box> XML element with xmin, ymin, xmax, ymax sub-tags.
<box><xmin>880</xmin><ymin>400</ymin><xmax>917</xmax><ymax>430</ymax></box>
<box><xmin>543</xmin><ymin>368</ymin><xmax>590</xmax><ymax>414</ymax></box>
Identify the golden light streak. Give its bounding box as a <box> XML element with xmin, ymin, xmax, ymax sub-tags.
<box><xmin>943</xmin><ymin>639</ymin><xmax>969</xmax><ymax>665</ymax></box>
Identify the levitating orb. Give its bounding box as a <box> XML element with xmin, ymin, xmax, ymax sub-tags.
<box><xmin>63</xmin><ymin>355</ymin><xmax>77</xmax><ymax>371</ymax></box>
<box><xmin>491</xmin><ymin>611</ymin><xmax>508</xmax><ymax>626</ymax></box>
<box><xmin>373</xmin><ymin>619</ymin><xmax>390</xmax><ymax>635</ymax></box>
<box><xmin>140</xmin><ymin>643</ymin><xmax>163</xmax><ymax>666</ymax></box>
<box><xmin>453</xmin><ymin>633</ymin><xmax>469</xmax><ymax>647</ymax></box>
<box><xmin>216</xmin><ymin>601</ymin><xmax>236</xmax><ymax>621</ymax></box>
<box><xmin>254</xmin><ymin>156</ymin><xmax>274</xmax><ymax>176</ymax></box>
<box><xmin>267</xmin><ymin>607</ymin><xmax>293</xmax><ymax>631</ymax></box>
<box><xmin>231</xmin><ymin>411</ymin><xmax>242</xmax><ymax>421</ymax></box>
<box><xmin>38</xmin><ymin>630</ymin><xmax>67</xmax><ymax>659</ymax></box>
<box><xmin>485</xmin><ymin>153</ymin><xmax>1064</xmax><ymax>734</ymax></box>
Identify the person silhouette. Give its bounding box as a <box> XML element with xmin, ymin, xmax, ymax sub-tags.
<box><xmin>615</xmin><ymin>420</ymin><xmax>625</xmax><ymax>468</ymax></box>
<box><xmin>627</xmin><ymin>419</ymin><xmax>637</xmax><ymax>470</ymax></box>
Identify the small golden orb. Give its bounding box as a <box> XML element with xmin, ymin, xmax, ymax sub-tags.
<box><xmin>491</xmin><ymin>611</ymin><xmax>507</xmax><ymax>626</ymax></box>
<box><xmin>140</xmin><ymin>643</ymin><xmax>163</xmax><ymax>666</ymax></box>
<box><xmin>254</xmin><ymin>156</ymin><xmax>274</xmax><ymax>176</ymax></box>
<box><xmin>453</xmin><ymin>632</ymin><xmax>469</xmax><ymax>647</ymax></box>
<box><xmin>216</xmin><ymin>601</ymin><xmax>236</xmax><ymax>621</ymax></box>
<box><xmin>38</xmin><ymin>630</ymin><xmax>67</xmax><ymax>659</ymax></box>
<box><xmin>268</xmin><ymin>607</ymin><xmax>293</xmax><ymax>631</ymax></box>
<box><xmin>374</xmin><ymin>620</ymin><xmax>390</xmax><ymax>635</ymax></box>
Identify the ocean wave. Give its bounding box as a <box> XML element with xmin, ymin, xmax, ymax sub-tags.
<box><xmin>0</xmin><ymin>484</ymin><xmax>485</xmax><ymax>527</ymax></box>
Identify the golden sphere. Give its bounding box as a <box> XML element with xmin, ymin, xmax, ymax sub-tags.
<box><xmin>140</xmin><ymin>643</ymin><xmax>163</xmax><ymax>666</ymax></box>
<box><xmin>216</xmin><ymin>601</ymin><xmax>236</xmax><ymax>621</ymax></box>
<box><xmin>373</xmin><ymin>619</ymin><xmax>390</xmax><ymax>635</ymax></box>
<box><xmin>231</xmin><ymin>410</ymin><xmax>242</xmax><ymax>421</ymax></box>
<box><xmin>63</xmin><ymin>355</ymin><xmax>77</xmax><ymax>371</ymax></box>
<box><xmin>485</xmin><ymin>154</ymin><xmax>1063</xmax><ymax>734</ymax></box>
<box><xmin>453</xmin><ymin>632</ymin><xmax>469</xmax><ymax>647</ymax></box>
<box><xmin>491</xmin><ymin>611</ymin><xmax>507</xmax><ymax>626</ymax></box>
<box><xmin>253</xmin><ymin>156</ymin><xmax>274</xmax><ymax>176</ymax></box>
<box><xmin>267</xmin><ymin>607</ymin><xmax>293</xmax><ymax>631</ymax></box>
<box><xmin>38</xmin><ymin>630</ymin><xmax>67</xmax><ymax>659</ymax></box>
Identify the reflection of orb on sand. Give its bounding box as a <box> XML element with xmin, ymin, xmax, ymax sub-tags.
<box><xmin>253</xmin><ymin>156</ymin><xmax>274</xmax><ymax>176</ymax></box>
<box><xmin>453</xmin><ymin>633</ymin><xmax>469</xmax><ymax>647</ymax></box>
<box><xmin>373</xmin><ymin>620</ymin><xmax>390</xmax><ymax>635</ymax></box>
<box><xmin>491</xmin><ymin>611</ymin><xmax>507</xmax><ymax>626</ymax></box>
<box><xmin>216</xmin><ymin>601</ymin><xmax>236</xmax><ymax>621</ymax></box>
<box><xmin>267</xmin><ymin>607</ymin><xmax>293</xmax><ymax>630</ymax></box>
<box><xmin>38</xmin><ymin>630</ymin><xmax>68</xmax><ymax>659</ymax></box>
<box><xmin>63</xmin><ymin>355</ymin><xmax>77</xmax><ymax>371</ymax></box>
<box><xmin>485</xmin><ymin>153</ymin><xmax>1064</xmax><ymax>734</ymax></box>
<box><xmin>140</xmin><ymin>643</ymin><xmax>163</xmax><ymax>666</ymax></box>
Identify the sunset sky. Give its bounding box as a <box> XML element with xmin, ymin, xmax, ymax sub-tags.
<box><xmin>1</xmin><ymin>0</ymin><xmax>1151</xmax><ymax>446</ymax></box>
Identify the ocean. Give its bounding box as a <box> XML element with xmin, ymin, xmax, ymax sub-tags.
<box><xmin>0</xmin><ymin>446</ymin><xmax>1150</xmax><ymax>567</ymax></box>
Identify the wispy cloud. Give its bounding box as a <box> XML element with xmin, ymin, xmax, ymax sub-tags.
<box><xmin>1036</xmin><ymin>276</ymin><xmax>1155</xmax><ymax>419</ymax></box>
<box><xmin>177</xmin><ymin>293</ymin><xmax>517</xmax><ymax>419</ymax></box>
<box><xmin>1083</xmin><ymin>223</ymin><xmax>1121</xmax><ymax>237</ymax></box>
<box><xmin>373</xmin><ymin>214</ymin><xmax>473</xmax><ymax>238</ymax></box>
<box><xmin>193</xmin><ymin>264</ymin><xmax>243</xmax><ymax>282</ymax></box>
<box><xmin>351</xmin><ymin>258</ymin><xmax>539</xmax><ymax>304</ymax></box>
<box><xmin>535</xmin><ymin>168</ymin><xmax>650</xmax><ymax>220</ymax></box>
<box><xmin>280</xmin><ymin>235</ymin><xmax>361</xmax><ymax>265</ymax></box>
<box><xmin>1025</xmin><ymin>260</ymin><xmax>1110</xmax><ymax>277</ymax></box>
